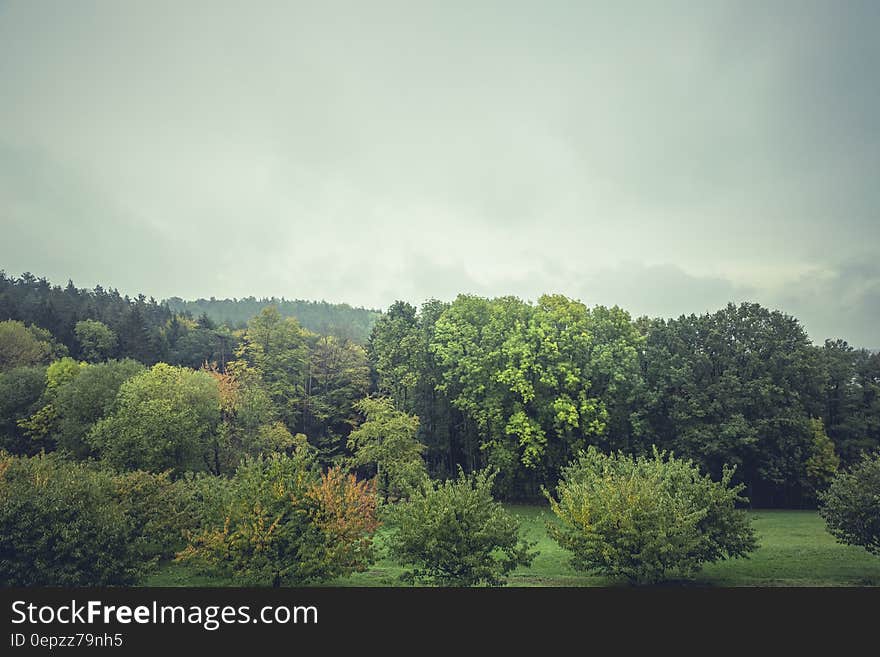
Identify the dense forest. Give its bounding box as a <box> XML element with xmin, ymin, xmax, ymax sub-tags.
<box><xmin>0</xmin><ymin>271</ymin><xmax>878</xmax><ymax>508</ymax></box>
<box><xmin>166</xmin><ymin>296</ymin><xmax>379</xmax><ymax>343</ymax></box>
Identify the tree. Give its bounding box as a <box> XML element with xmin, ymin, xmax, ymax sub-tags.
<box><xmin>0</xmin><ymin>452</ymin><xmax>140</xmax><ymax>585</ymax></box>
<box><xmin>52</xmin><ymin>359</ymin><xmax>145</xmax><ymax>459</ymax></box>
<box><xmin>16</xmin><ymin>357</ymin><xmax>87</xmax><ymax>448</ymax></box>
<box><xmin>805</xmin><ymin>418</ymin><xmax>840</xmax><ymax>498</ymax></box>
<box><xmin>385</xmin><ymin>468</ymin><xmax>536</xmax><ymax>586</ymax></box>
<box><xmin>74</xmin><ymin>319</ymin><xmax>117</xmax><ymax>361</ymax></box>
<box><xmin>0</xmin><ymin>366</ymin><xmax>47</xmax><ymax>454</ymax></box>
<box><xmin>347</xmin><ymin>397</ymin><xmax>426</xmax><ymax>501</ymax></box>
<box><xmin>113</xmin><ymin>469</ymin><xmax>201</xmax><ymax>568</ymax></box>
<box><xmin>86</xmin><ymin>363</ymin><xmax>221</xmax><ymax>473</ymax></box>
<box><xmin>177</xmin><ymin>442</ymin><xmax>379</xmax><ymax>587</ymax></box>
<box><xmin>0</xmin><ymin>319</ymin><xmax>66</xmax><ymax>372</ymax></box>
<box><xmin>204</xmin><ymin>364</ymin><xmax>294</xmax><ymax>474</ymax></box>
<box><xmin>819</xmin><ymin>451</ymin><xmax>880</xmax><ymax>555</ymax></box>
<box><xmin>638</xmin><ymin>303</ymin><xmax>824</xmax><ymax>506</ymax></box>
<box><xmin>546</xmin><ymin>447</ymin><xmax>758</xmax><ymax>584</ymax></box>
<box><xmin>230</xmin><ymin>306</ymin><xmax>309</xmax><ymax>431</ymax></box>
<box><xmin>303</xmin><ymin>334</ymin><xmax>370</xmax><ymax>461</ymax></box>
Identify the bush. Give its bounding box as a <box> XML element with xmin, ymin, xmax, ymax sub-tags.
<box><xmin>0</xmin><ymin>452</ymin><xmax>140</xmax><ymax>585</ymax></box>
<box><xmin>819</xmin><ymin>451</ymin><xmax>880</xmax><ymax>555</ymax></box>
<box><xmin>113</xmin><ymin>470</ymin><xmax>202</xmax><ymax>567</ymax></box>
<box><xmin>177</xmin><ymin>440</ymin><xmax>379</xmax><ymax>586</ymax></box>
<box><xmin>385</xmin><ymin>469</ymin><xmax>536</xmax><ymax>586</ymax></box>
<box><xmin>546</xmin><ymin>447</ymin><xmax>757</xmax><ymax>584</ymax></box>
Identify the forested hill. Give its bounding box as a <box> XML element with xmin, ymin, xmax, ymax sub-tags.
<box><xmin>165</xmin><ymin>297</ymin><xmax>380</xmax><ymax>343</ymax></box>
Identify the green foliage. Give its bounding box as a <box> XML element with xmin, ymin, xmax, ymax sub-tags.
<box><xmin>386</xmin><ymin>469</ymin><xmax>536</xmax><ymax>586</ymax></box>
<box><xmin>86</xmin><ymin>363</ymin><xmax>221</xmax><ymax>473</ymax></box>
<box><xmin>303</xmin><ymin>334</ymin><xmax>370</xmax><ymax>460</ymax></box>
<box><xmin>230</xmin><ymin>306</ymin><xmax>309</xmax><ymax>431</ymax></box>
<box><xmin>16</xmin><ymin>357</ymin><xmax>88</xmax><ymax>447</ymax></box>
<box><xmin>347</xmin><ymin>396</ymin><xmax>427</xmax><ymax>501</ymax></box>
<box><xmin>74</xmin><ymin>319</ymin><xmax>117</xmax><ymax>362</ymax></box>
<box><xmin>166</xmin><ymin>295</ymin><xmax>380</xmax><ymax>344</ymax></box>
<box><xmin>637</xmin><ymin>303</ymin><xmax>825</xmax><ymax>505</ymax></box>
<box><xmin>819</xmin><ymin>451</ymin><xmax>880</xmax><ymax>555</ymax></box>
<box><xmin>207</xmin><ymin>365</ymin><xmax>293</xmax><ymax>474</ymax></box>
<box><xmin>546</xmin><ymin>447</ymin><xmax>758</xmax><ymax>584</ymax></box>
<box><xmin>0</xmin><ymin>365</ymin><xmax>47</xmax><ymax>454</ymax></box>
<box><xmin>52</xmin><ymin>358</ymin><xmax>145</xmax><ymax>458</ymax></box>
<box><xmin>0</xmin><ymin>452</ymin><xmax>140</xmax><ymax>585</ymax></box>
<box><xmin>805</xmin><ymin>418</ymin><xmax>840</xmax><ymax>497</ymax></box>
<box><xmin>178</xmin><ymin>442</ymin><xmax>379</xmax><ymax>586</ymax></box>
<box><xmin>113</xmin><ymin>469</ymin><xmax>202</xmax><ymax>567</ymax></box>
<box><xmin>0</xmin><ymin>319</ymin><xmax>67</xmax><ymax>372</ymax></box>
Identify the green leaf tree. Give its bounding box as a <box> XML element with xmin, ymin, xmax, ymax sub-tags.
<box><xmin>86</xmin><ymin>363</ymin><xmax>221</xmax><ymax>473</ymax></box>
<box><xmin>347</xmin><ymin>396</ymin><xmax>426</xmax><ymax>501</ymax></box>
<box><xmin>178</xmin><ymin>442</ymin><xmax>379</xmax><ymax>586</ymax></box>
<box><xmin>819</xmin><ymin>451</ymin><xmax>880</xmax><ymax>555</ymax></box>
<box><xmin>74</xmin><ymin>319</ymin><xmax>117</xmax><ymax>362</ymax></box>
<box><xmin>546</xmin><ymin>446</ymin><xmax>758</xmax><ymax>584</ymax></box>
<box><xmin>386</xmin><ymin>468</ymin><xmax>536</xmax><ymax>586</ymax></box>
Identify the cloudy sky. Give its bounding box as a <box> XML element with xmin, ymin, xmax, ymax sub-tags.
<box><xmin>1</xmin><ymin>1</ymin><xmax>878</xmax><ymax>345</ymax></box>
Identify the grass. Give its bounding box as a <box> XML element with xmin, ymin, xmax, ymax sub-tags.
<box><xmin>143</xmin><ymin>507</ymin><xmax>880</xmax><ymax>587</ymax></box>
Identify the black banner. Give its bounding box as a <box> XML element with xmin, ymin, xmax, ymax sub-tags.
<box><xmin>1</xmin><ymin>587</ymin><xmax>877</xmax><ymax>652</ymax></box>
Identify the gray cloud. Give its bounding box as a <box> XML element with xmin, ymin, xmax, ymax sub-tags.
<box><xmin>0</xmin><ymin>1</ymin><xmax>878</xmax><ymax>345</ymax></box>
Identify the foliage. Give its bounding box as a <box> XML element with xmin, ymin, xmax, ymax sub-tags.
<box><xmin>16</xmin><ymin>357</ymin><xmax>88</xmax><ymax>447</ymax></box>
<box><xmin>385</xmin><ymin>468</ymin><xmax>536</xmax><ymax>586</ymax></box>
<box><xmin>0</xmin><ymin>319</ymin><xmax>67</xmax><ymax>372</ymax></box>
<box><xmin>75</xmin><ymin>319</ymin><xmax>117</xmax><ymax>362</ymax></box>
<box><xmin>546</xmin><ymin>447</ymin><xmax>758</xmax><ymax>584</ymax></box>
<box><xmin>0</xmin><ymin>452</ymin><xmax>140</xmax><ymax>585</ymax></box>
<box><xmin>86</xmin><ymin>363</ymin><xmax>221</xmax><ymax>473</ymax></box>
<box><xmin>229</xmin><ymin>306</ymin><xmax>309</xmax><ymax>432</ymax></box>
<box><xmin>52</xmin><ymin>358</ymin><xmax>145</xmax><ymax>458</ymax></box>
<box><xmin>347</xmin><ymin>396</ymin><xmax>427</xmax><ymax>501</ymax></box>
<box><xmin>204</xmin><ymin>365</ymin><xmax>290</xmax><ymax>473</ymax></box>
<box><xmin>636</xmin><ymin>303</ymin><xmax>826</xmax><ymax>506</ymax></box>
<box><xmin>166</xmin><ymin>295</ymin><xmax>380</xmax><ymax>343</ymax></box>
<box><xmin>113</xmin><ymin>469</ymin><xmax>202</xmax><ymax>567</ymax></box>
<box><xmin>177</xmin><ymin>442</ymin><xmax>379</xmax><ymax>586</ymax></box>
<box><xmin>0</xmin><ymin>365</ymin><xmax>47</xmax><ymax>454</ymax></box>
<box><xmin>303</xmin><ymin>334</ymin><xmax>370</xmax><ymax>460</ymax></box>
<box><xmin>805</xmin><ymin>418</ymin><xmax>840</xmax><ymax>497</ymax></box>
<box><xmin>819</xmin><ymin>451</ymin><xmax>880</xmax><ymax>555</ymax></box>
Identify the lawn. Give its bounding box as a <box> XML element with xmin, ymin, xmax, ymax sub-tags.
<box><xmin>143</xmin><ymin>507</ymin><xmax>880</xmax><ymax>587</ymax></box>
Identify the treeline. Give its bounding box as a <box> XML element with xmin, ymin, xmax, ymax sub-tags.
<box><xmin>1</xmin><ymin>271</ymin><xmax>878</xmax><ymax>508</ymax></box>
<box><xmin>165</xmin><ymin>296</ymin><xmax>380</xmax><ymax>343</ymax></box>
<box><xmin>368</xmin><ymin>296</ymin><xmax>879</xmax><ymax>507</ymax></box>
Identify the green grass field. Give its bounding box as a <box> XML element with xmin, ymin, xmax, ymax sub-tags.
<box><xmin>144</xmin><ymin>507</ymin><xmax>880</xmax><ymax>587</ymax></box>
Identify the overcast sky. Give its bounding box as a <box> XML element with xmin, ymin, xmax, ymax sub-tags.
<box><xmin>1</xmin><ymin>1</ymin><xmax>878</xmax><ymax>345</ymax></box>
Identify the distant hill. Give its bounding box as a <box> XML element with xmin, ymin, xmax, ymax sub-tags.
<box><xmin>165</xmin><ymin>296</ymin><xmax>381</xmax><ymax>343</ymax></box>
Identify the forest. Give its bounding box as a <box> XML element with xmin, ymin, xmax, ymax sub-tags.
<box><xmin>1</xmin><ymin>271</ymin><xmax>878</xmax><ymax>586</ymax></box>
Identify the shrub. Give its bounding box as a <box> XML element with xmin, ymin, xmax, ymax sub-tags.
<box><xmin>0</xmin><ymin>452</ymin><xmax>139</xmax><ymax>585</ymax></box>
<box><xmin>113</xmin><ymin>469</ymin><xmax>202</xmax><ymax>567</ymax></box>
<box><xmin>819</xmin><ymin>451</ymin><xmax>880</xmax><ymax>555</ymax></box>
<box><xmin>385</xmin><ymin>468</ymin><xmax>536</xmax><ymax>586</ymax></box>
<box><xmin>546</xmin><ymin>446</ymin><xmax>757</xmax><ymax>584</ymax></box>
<box><xmin>177</xmin><ymin>440</ymin><xmax>379</xmax><ymax>586</ymax></box>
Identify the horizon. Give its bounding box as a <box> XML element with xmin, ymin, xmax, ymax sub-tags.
<box><xmin>3</xmin><ymin>268</ymin><xmax>877</xmax><ymax>350</ymax></box>
<box><xmin>2</xmin><ymin>2</ymin><xmax>878</xmax><ymax>347</ymax></box>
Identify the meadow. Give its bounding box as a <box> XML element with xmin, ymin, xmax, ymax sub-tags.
<box><xmin>145</xmin><ymin>507</ymin><xmax>880</xmax><ymax>587</ymax></box>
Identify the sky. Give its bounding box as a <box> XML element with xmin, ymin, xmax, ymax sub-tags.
<box><xmin>1</xmin><ymin>1</ymin><xmax>878</xmax><ymax>346</ymax></box>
